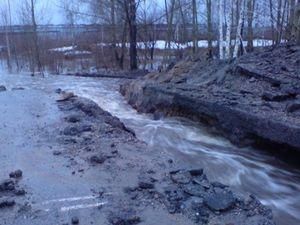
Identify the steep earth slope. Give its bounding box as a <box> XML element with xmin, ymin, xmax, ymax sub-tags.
<box><xmin>121</xmin><ymin>45</ymin><xmax>300</xmax><ymax>152</ymax></box>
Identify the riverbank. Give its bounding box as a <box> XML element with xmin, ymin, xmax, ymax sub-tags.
<box><xmin>0</xmin><ymin>86</ymin><xmax>274</xmax><ymax>224</ymax></box>
<box><xmin>121</xmin><ymin>44</ymin><xmax>300</xmax><ymax>155</ymax></box>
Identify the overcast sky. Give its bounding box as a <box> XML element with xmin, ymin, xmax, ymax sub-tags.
<box><xmin>0</xmin><ymin>0</ymin><xmax>171</xmax><ymax>25</ymax></box>
<box><xmin>0</xmin><ymin>0</ymin><xmax>68</xmax><ymax>25</ymax></box>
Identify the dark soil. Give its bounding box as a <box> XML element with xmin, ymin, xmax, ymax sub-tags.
<box><xmin>120</xmin><ymin>45</ymin><xmax>300</xmax><ymax>155</ymax></box>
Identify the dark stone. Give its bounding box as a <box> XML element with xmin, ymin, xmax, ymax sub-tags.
<box><xmin>14</xmin><ymin>189</ymin><xmax>26</xmax><ymax>196</ymax></box>
<box><xmin>211</xmin><ymin>182</ymin><xmax>228</xmax><ymax>189</ymax></box>
<box><xmin>204</xmin><ymin>190</ymin><xmax>235</xmax><ymax>211</ymax></box>
<box><xmin>183</xmin><ymin>184</ymin><xmax>205</xmax><ymax>197</ymax></box>
<box><xmin>0</xmin><ymin>85</ymin><xmax>6</xmax><ymax>92</ymax></box>
<box><xmin>0</xmin><ymin>198</ymin><xmax>15</xmax><ymax>208</ymax></box>
<box><xmin>138</xmin><ymin>181</ymin><xmax>154</xmax><ymax>189</ymax></box>
<box><xmin>78</xmin><ymin>124</ymin><xmax>93</xmax><ymax>132</ymax></box>
<box><xmin>12</xmin><ymin>87</ymin><xmax>25</xmax><ymax>91</ymax></box>
<box><xmin>0</xmin><ymin>179</ymin><xmax>15</xmax><ymax>191</ymax></box>
<box><xmin>193</xmin><ymin>178</ymin><xmax>210</xmax><ymax>189</ymax></box>
<box><xmin>123</xmin><ymin>187</ymin><xmax>137</xmax><ymax>194</ymax></box>
<box><xmin>167</xmin><ymin>159</ymin><xmax>173</xmax><ymax>164</ymax></box>
<box><xmin>182</xmin><ymin>196</ymin><xmax>204</xmax><ymax>210</ymax></box>
<box><xmin>189</xmin><ymin>169</ymin><xmax>204</xmax><ymax>176</ymax></box>
<box><xmin>90</xmin><ymin>155</ymin><xmax>107</xmax><ymax>164</ymax></box>
<box><xmin>262</xmin><ymin>92</ymin><xmax>296</xmax><ymax>102</ymax></box>
<box><xmin>66</xmin><ymin>115</ymin><xmax>81</xmax><ymax>123</ymax></box>
<box><xmin>109</xmin><ymin>212</ymin><xmax>141</xmax><ymax>225</ymax></box>
<box><xmin>55</xmin><ymin>88</ymin><xmax>62</xmax><ymax>94</ymax></box>
<box><xmin>71</xmin><ymin>216</ymin><xmax>79</xmax><ymax>224</ymax></box>
<box><xmin>286</xmin><ymin>102</ymin><xmax>300</xmax><ymax>113</ymax></box>
<box><xmin>57</xmin><ymin>92</ymin><xmax>75</xmax><ymax>102</ymax></box>
<box><xmin>63</xmin><ymin>126</ymin><xmax>80</xmax><ymax>136</ymax></box>
<box><xmin>170</xmin><ymin>170</ymin><xmax>192</xmax><ymax>184</ymax></box>
<box><xmin>9</xmin><ymin>170</ymin><xmax>23</xmax><ymax>179</ymax></box>
<box><xmin>53</xmin><ymin>150</ymin><xmax>62</xmax><ymax>156</ymax></box>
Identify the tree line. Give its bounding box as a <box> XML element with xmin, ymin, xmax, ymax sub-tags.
<box><xmin>0</xmin><ymin>0</ymin><xmax>300</xmax><ymax>74</ymax></box>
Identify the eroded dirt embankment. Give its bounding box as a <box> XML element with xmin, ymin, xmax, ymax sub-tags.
<box><xmin>121</xmin><ymin>45</ymin><xmax>300</xmax><ymax>153</ymax></box>
<box><xmin>0</xmin><ymin>87</ymin><xmax>274</xmax><ymax>225</ymax></box>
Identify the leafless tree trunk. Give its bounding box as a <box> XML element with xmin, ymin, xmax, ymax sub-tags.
<box><xmin>30</xmin><ymin>0</ymin><xmax>43</xmax><ymax>75</ymax></box>
<box><xmin>287</xmin><ymin>0</ymin><xmax>295</xmax><ymax>41</ymax></box>
<box><xmin>206</xmin><ymin>0</ymin><xmax>213</xmax><ymax>58</ymax></box>
<box><xmin>123</xmin><ymin>0</ymin><xmax>138</xmax><ymax>70</ymax></box>
<box><xmin>276</xmin><ymin>0</ymin><xmax>283</xmax><ymax>44</ymax></box>
<box><xmin>218</xmin><ymin>0</ymin><xmax>225</xmax><ymax>59</ymax></box>
<box><xmin>294</xmin><ymin>2</ymin><xmax>300</xmax><ymax>44</ymax></box>
<box><xmin>247</xmin><ymin>0</ymin><xmax>255</xmax><ymax>51</ymax></box>
<box><xmin>233</xmin><ymin>0</ymin><xmax>245</xmax><ymax>58</ymax></box>
<box><xmin>192</xmin><ymin>0</ymin><xmax>198</xmax><ymax>53</ymax></box>
<box><xmin>269</xmin><ymin>0</ymin><xmax>275</xmax><ymax>44</ymax></box>
<box><xmin>164</xmin><ymin>0</ymin><xmax>176</xmax><ymax>54</ymax></box>
<box><xmin>225</xmin><ymin>0</ymin><xmax>233</xmax><ymax>59</ymax></box>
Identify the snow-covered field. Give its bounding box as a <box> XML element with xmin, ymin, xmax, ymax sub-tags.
<box><xmin>49</xmin><ymin>46</ymin><xmax>92</xmax><ymax>56</ymax></box>
<box><xmin>97</xmin><ymin>39</ymin><xmax>273</xmax><ymax>50</ymax></box>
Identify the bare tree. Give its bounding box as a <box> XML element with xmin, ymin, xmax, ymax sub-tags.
<box><xmin>121</xmin><ymin>0</ymin><xmax>138</xmax><ymax>70</ymax></box>
<box><xmin>19</xmin><ymin>0</ymin><xmax>43</xmax><ymax>75</ymax></box>
<box><xmin>294</xmin><ymin>2</ymin><xmax>300</xmax><ymax>44</ymax></box>
<box><xmin>233</xmin><ymin>0</ymin><xmax>245</xmax><ymax>58</ymax></box>
<box><xmin>0</xmin><ymin>0</ymin><xmax>12</xmax><ymax>73</ymax></box>
<box><xmin>192</xmin><ymin>0</ymin><xmax>198</xmax><ymax>53</ymax></box>
<box><xmin>206</xmin><ymin>0</ymin><xmax>213</xmax><ymax>58</ymax></box>
<box><xmin>61</xmin><ymin>0</ymin><xmax>80</xmax><ymax>49</ymax></box>
<box><xmin>247</xmin><ymin>0</ymin><xmax>255</xmax><ymax>51</ymax></box>
<box><xmin>218</xmin><ymin>0</ymin><xmax>225</xmax><ymax>59</ymax></box>
<box><xmin>225</xmin><ymin>0</ymin><xmax>233</xmax><ymax>59</ymax></box>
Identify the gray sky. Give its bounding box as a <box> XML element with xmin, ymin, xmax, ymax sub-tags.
<box><xmin>1</xmin><ymin>0</ymin><xmax>166</xmax><ymax>25</ymax></box>
<box><xmin>0</xmin><ymin>0</ymin><xmax>66</xmax><ymax>25</ymax></box>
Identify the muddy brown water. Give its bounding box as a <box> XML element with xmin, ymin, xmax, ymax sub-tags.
<box><xmin>0</xmin><ymin>74</ymin><xmax>300</xmax><ymax>225</ymax></box>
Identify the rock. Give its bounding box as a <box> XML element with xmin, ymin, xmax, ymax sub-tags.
<box><xmin>189</xmin><ymin>169</ymin><xmax>204</xmax><ymax>176</ymax></box>
<box><xmin>78</xmin><ymin>124</ymin><xmax>93</xmax><ymax>132</ymax></box>
<box><xmin>0</xmin><ymin>198</ymin><xmax>15</xmax><ymax>208</ymax></box>
<box><xmin>286</xmin><ymin>102</ymin><xmax>300</xmax><ymax>113</ymax></box>
<box><xmin>0</xmin><ymin>85</ymin><xmax>6</xmax><ymax>92</ymax></box>
<box><xmin>204</xmin><ymin>190</ymin><xmax>235</xmax><ymax>211</ymax></box>
<box><xmin>167</xmin><ymin>159</ymin><xmax>173</xmax><ymax>164</ymax></box>
<box><xmin>14</xmin><ymin>188</ymin><xmax>26</xmax><ymax>196</ymax></box>
<box><xmin>71</xmin><ymin>216</ymin><xmax>79</xmax><ymax>224</ymax></box>
<box><xmin>63</xmin><ymin>126</ymin><xmax>80</xmax><ymax>136</ymax></box>
<box><xmin>57</xmin><ymin>92</ymin><xmax>75</xmax><ymax>102</ymax></box>
<box><xmin>66</xmin><ymin>115</ymin><xmax>81</xmax><ymax>123</ymax></box>
<box><xmin>0</xmin><ymin>179</ymin><xmax>15</xmax><ymax>191</ymax></box>
<box><xmin>212</xmin><ymin>182</ymin><xmax>228</xmax><ymax>189</ymax></box>
<box><xmin>183</xmin><ymin>196</ymin><xmax>204</xmax><ymax>209</ymax></box>
<box><xmin>11</xmin><ymin>87</ymin><xmax>25</xmax><ymax>91</ymax></box>
<box><xmin>138</xmin><ymin>181</ymin><xmax>154</xmax><ymax>190</ymax></box>
<box><xmin>53</xmin><ymin>150</ymin><xmax>62</xmax><ymax>156</ymax></box>
<box><xmin>193</xmin><ymin>178</ymin><xmax>210</xmax><ymax>189</ymax></box>
<box><xmin>90</xmin><ymin>155</ymin><xmax>107</xmax><ymax>164</ymax></box>
<box><xmin>9</xmin><ymin>170</ymin><xmax>23</xmax><ymax>179</ymax></box>
<box><xmin>170</xmin><ymin>170</ymin><xmax>192</xmax><ymax>184</ymax></box>
<box><xmin>109</xmin><ymin>212</ymin><xmax>141</xmax><ymax>225</ymax></box>
<box><xmin>183</xmin><ymin>184</ymin><xmax>205</xmax><ymax>197</ymax></box>
<box><xmin>262</xmin><ymin>92</ymin><xmax>295</xmax><ymax>102</ymax></box>
<box><xmin>55</xmin><ymin>88</ymin><xmax>62</xmax><ymax>94</ymax></box>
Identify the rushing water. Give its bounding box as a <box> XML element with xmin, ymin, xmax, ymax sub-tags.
<box><xmin>1</xmin><ymin>74</ymin><xmax>300</xmax><ymax>225</ymax></box>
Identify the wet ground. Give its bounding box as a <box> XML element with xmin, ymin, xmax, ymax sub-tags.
<box><xmin>0</xmin><ymin>74</ymin><xmax>299</xmax><ymax>224</ymax></box>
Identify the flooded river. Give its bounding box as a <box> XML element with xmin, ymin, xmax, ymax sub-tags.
<box><xmin>1</xmin><ymin>74</ymin><xmax>299</xmax><ymax>225</ymax></box>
